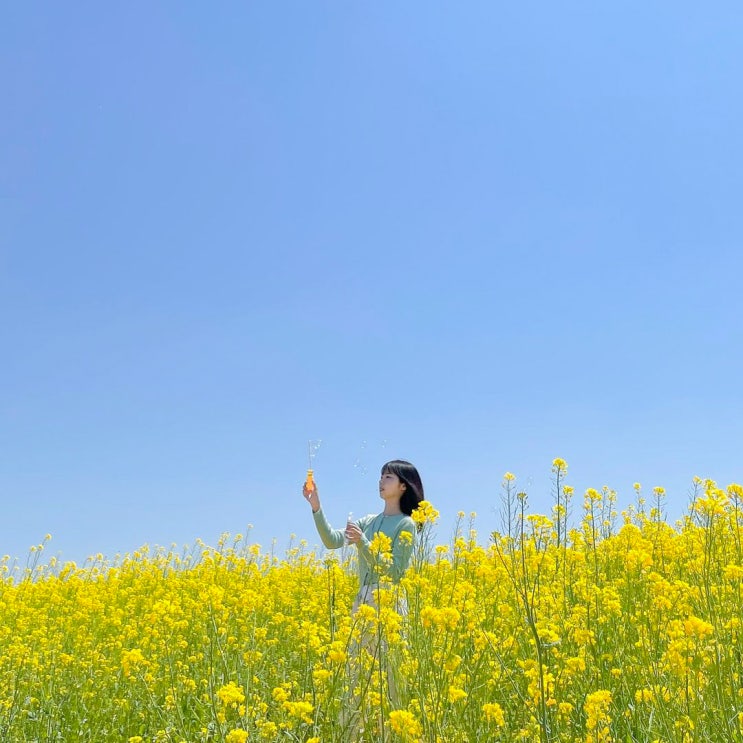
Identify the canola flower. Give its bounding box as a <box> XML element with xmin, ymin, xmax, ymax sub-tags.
<box><xmin>1</xmin><ymin>470</ymin><xmax>743</xmax><ymax>741</ymax></box>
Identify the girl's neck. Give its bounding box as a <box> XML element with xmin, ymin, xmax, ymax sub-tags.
<box><xmin>382</xmin><ymin>503</ymin><xmax>403</xmax><ymax>516</ymax></box>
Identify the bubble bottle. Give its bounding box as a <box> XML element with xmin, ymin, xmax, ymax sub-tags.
<box><xmin>344</xmin><ymin>512</ymin><xmax>354</xmax><ymax>545</ymax></box>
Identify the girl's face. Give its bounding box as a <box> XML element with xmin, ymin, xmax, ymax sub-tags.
<box><xmin>379</xmin><ymin>471</ymin><xmax>407</xmax><ymax>503</ymax></box>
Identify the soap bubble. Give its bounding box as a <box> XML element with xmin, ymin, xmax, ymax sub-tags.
<box><xmin>353</xmin><ymin>440</ymin><xmax>368</xmax><ymax>476</ymax></box>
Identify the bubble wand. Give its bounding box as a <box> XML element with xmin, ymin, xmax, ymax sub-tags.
<box><xmin>305</xmin><ymin>439</ymin><xmax>321</xmax><ymax>492</ymax></box>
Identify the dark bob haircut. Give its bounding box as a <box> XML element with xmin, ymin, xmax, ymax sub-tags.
<box><xmin>381</xmin><ymin>460</ymin><xmax>424</xmax><ymax>517</ymax></box>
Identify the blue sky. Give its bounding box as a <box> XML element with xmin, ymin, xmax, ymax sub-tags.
<box><xmin>2</xmin><ymin>3</ymin><xmax>742</xmax><ymax>565</ymax></box>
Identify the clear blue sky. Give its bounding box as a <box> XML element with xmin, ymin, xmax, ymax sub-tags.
<box><xmin>2</xmin><ymin>3</ymin><xmax>742</xmax><ymax>565</ymax></box>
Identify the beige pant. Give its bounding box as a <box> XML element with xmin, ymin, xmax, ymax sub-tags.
<box><xmin>348</xmin><ymin>583</ymin><xmax>406</xmax><ymax>716</ymax></box>
<box><xmin>351</xmin><ymin>584</ymin><xmax>409</xmax><ymax>617</ymax></box>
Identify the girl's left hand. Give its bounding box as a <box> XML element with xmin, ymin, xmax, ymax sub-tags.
<box><xmin>344</xmin><ymin>523</ymin><xmax>362</xmax><ymax>544</ymax></box>
<box><xmin>303</xmin><ymin>481</ymin><xmax>320</xmax><ymax>513</ymax></box>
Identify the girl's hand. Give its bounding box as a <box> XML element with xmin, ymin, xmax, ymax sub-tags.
<box><xmin>303</xmin><ymin>481</ymin><xmax>320</xmax><ymax>513</ymax></box>
<box><xmin>344</xmin><ymin>522</ymin><xmax>362</xmax><ymax>545</ymax></box>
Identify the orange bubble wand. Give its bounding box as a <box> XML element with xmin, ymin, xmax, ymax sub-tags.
<box><xmin>305</xmin><ymin>439</ymin><xmax>321</xmax><ymax>492</ymax></box>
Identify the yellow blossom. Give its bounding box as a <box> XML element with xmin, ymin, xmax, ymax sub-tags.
<box><xmin>272</xmin><ymin>686</ymin><xmax>290</xmax><ymax>703</ymax></box>
<box><xmin>448</xmin><ymin>685</ymin><xmax>468</xmax><ymax>703</ymax></box>
<box><xmin>412</xmin><ymin>500</ymin><xmax>440</xmax><ymax>527</ymax></box>
<box><xmin>283</xmin><ymin>699</ymin><xmax>314</xmax><ymax>724</ymax></box>
<box><xmin>482</xmin><ymin>702</ymin><xmax>505</xmax><ymax>726</ymax></box>
<box><xmin>389</xmin><ymin>709</ymin><xmax>422</xmax><ymax>740</ymax></box>
<box><xmin>216</xmin><ymin>681</ymin><xmax>245</xmax><ymax>708</ymax></box>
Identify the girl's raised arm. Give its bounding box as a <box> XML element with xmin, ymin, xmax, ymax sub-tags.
<box><xmin>311</xmin><ymin>508</ymin><xmax>346</xmax><ymax>550</ymax></box>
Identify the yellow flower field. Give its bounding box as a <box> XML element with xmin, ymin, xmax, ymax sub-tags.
<box><xmin>2</xmin><ymin>462</ymin><xmax>743</xmax><ymax>742</ymax></box>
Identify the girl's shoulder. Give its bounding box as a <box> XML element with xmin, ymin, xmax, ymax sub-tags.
<box><xmin>398</xmin><ymin>514</ymin><xmax>416</xmax><ymax>531</ymax></box>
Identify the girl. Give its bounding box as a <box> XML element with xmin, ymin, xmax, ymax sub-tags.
<box><xmin>302</xmin><ymin>459</ymin><xmax>424</xmax><ymax>612</ymax></box>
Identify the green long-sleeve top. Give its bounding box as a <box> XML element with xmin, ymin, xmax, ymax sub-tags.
<box><xmin>312</xmin><ymin>508</ymin><xmax>415</xmax><ymax>586</ymax></box>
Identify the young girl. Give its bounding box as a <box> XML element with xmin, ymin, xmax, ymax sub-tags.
<box><xmin>302</xmin><ymin>459</ymin><xmax>424</xmax><ymax>612</ymax></box>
